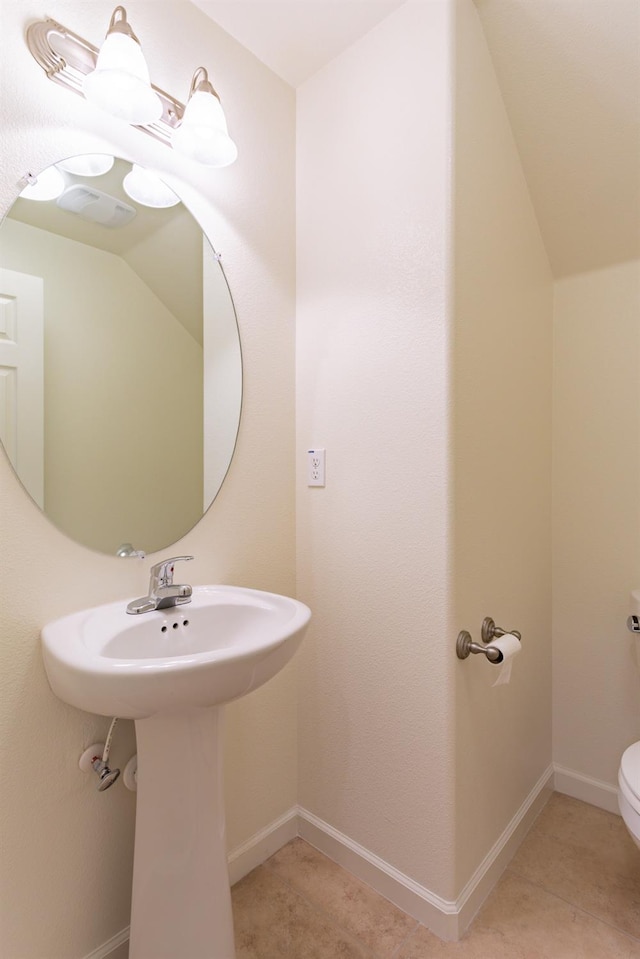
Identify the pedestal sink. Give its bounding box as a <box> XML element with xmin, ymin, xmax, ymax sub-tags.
<box><xmin>41</xmin><ymin>585</ymin><xmax>311</xmax><ymax>959</ymax></box>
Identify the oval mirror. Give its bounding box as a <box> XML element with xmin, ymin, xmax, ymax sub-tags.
<box><xmin>0</xmin><ymin>155</ymin><xmax>242</xmax><ymax>555</ymax></box>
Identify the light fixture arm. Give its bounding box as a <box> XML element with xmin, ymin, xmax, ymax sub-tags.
<box><xmin>189</xmin><ymin>67</ymin><xmax>220</xmax><ymax>101</ymax></box>
<box><xmin>106</xmin><ymin>6</ymin><xmax>140</xmax><ymax>43</ymax></box>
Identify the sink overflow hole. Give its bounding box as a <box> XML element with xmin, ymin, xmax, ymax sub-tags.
<box><xmin>160</xmin><ymin>620</ymin><xmax>190</xmax><ymax>633</ymax></box>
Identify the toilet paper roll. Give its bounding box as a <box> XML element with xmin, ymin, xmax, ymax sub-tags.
<box><xmin>486</xmin><ymin>633</ymin><xmax>521</xmax><ymax>686</ymax></box>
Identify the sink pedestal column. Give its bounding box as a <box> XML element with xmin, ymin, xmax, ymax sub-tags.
<box><xmin>129</xmin><ymin>706</ymin><xmax>235</xmax><ymax>959</ymax></box>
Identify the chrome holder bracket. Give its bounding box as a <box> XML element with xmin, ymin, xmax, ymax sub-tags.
<box><xmin>25</xmin><ymin>18</ymin><xmax>186</xmax><ymax>147</ymax></box>
<box><xmin>481</xmin><ymin>617</ymin><xmax>521</xmax><ymax>643</ymax></box>
<box><xmin>456</xmin><ymin>630</ymin><xmax>502</xmax><ymax>663</ymax></box>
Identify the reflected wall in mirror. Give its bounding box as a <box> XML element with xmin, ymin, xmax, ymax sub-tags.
<box><xmin>0</xmin><ymin>156</ymin><xmax>241</xmax><ymax>555</ymax></box>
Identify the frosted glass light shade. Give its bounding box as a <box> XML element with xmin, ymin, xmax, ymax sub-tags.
<box><xmin>83</xmin><ymin>32</ymin><xmax>162</xmax><ymax>125</ymax></box>
<box><xmin>20</xmin><ymin>166</ymin><xmax>65</xmax><ymax>201</ymax></box>
<box><xmin>123</xmin><ymin>165</ymin><xmax>180</xmax><ymax>208</ymax></box>
<box><xmin>172</xmin><ymin>90</ymin><xmax>238</xmax><ymax>168</ymax></box>
<box><xmin>57</xmin><ymin>154</ymin><xmax>115</xmax><ymax>177</ymax></box>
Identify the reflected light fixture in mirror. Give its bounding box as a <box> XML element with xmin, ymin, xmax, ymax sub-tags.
<box><xmin>19</xmin><ymin>166</ymin><xmax>65</xmax><ymax>201</ymax></box>
<box><xmin>82</xmin><ymin>6</ymin><xmax>162</xmax><ymax>125</ymax></box>
<box><xmin>57</xmin><ymin>154</ymin><xmax>115</xmax><ymax>177</ymax></box>
<box><xmin>18</xmin><ymin>158</ymin><xmax>180</xmax><ymax>213</ymax></box>
<box><xmin>123</xmin><ymin>164</ymin><xmax>180</xmax><ymax>208</ymax></box>
<box><xmin>26</xmin><ymin>11</ymin><xmax>238</xmax><ymax>166</ymax></box>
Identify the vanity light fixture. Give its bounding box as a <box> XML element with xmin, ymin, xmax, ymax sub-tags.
<box><xmin>25</xmin><ymin>10</ymin><xmax>238</xmax><ymax>165</ymax></box>
<box><xmin>82</xmin><ymin>7</ymin><xmax>162</xmax><ymax>125</ymax></box>
<box><xmin>172</xmin><ymin>68</ymin><xmax>238</xmax><ymax>168</ymax></box>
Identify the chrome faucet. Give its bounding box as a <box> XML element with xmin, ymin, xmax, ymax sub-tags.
<box><xmin>126</xmin><ymin>556</ymin><xmax>194</xmax><ymax>615</ymax></box>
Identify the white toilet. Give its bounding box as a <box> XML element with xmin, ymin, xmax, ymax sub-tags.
<box><xmin>619</xmin><ymin>590</ymin><xmax>640</xmax><ymax>848</ymax></box>
<box><xmin>619</xmin><ymin>741</ymin><xmax>640</xmax><ymax>849</ymax></box>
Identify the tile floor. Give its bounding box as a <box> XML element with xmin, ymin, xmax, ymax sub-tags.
<box><xmin>232</xmin><ymin>793</ymin><xmax>640</xmax><ymax>958</ymax></box>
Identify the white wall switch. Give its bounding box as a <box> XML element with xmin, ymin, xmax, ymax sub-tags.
<box><xmin>307</xmin><ymin>448</ymin><xmax>326</xmax><ymax>487</ymax></box>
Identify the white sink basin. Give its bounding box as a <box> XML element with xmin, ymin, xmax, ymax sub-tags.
<box><xmin>41</xmin><ymin>585</ymin><xmax>311</xmax><ymax>719</ymax></box>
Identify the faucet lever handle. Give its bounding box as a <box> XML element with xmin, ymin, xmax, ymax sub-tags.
<box><xmin>150</xmin><ymin>555</ymin><xmax>194</xmax><ymax>588</ymax></box>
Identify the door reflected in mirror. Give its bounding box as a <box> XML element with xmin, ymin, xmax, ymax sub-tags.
<box><xmin>0</xmin><ymin>156</ymin><xmax>241</xmax><ymax>555</ymax></box>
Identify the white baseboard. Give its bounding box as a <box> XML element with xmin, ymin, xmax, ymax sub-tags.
<box><xmin>84</xmin><ymin>926</ymin><xmax>129</xmax><ymax>959</ymax></box>
<box><xmin>90</xmin><ymin>767</ymin><xmax>554</xmax><ymax>956</ymax></box>
<box><xmin>227</xmin><ymin>805</ymin><xmax>299</xmax><ymax>885</ymax></box>
<box><xmin>454</xmin><ymin>764</ymin><xmax>554</xmax><ymax>932</ymax></box>
<box><xmin>298</xmin><ymin>807</ymin><xmax>460</xmax><ymax>940</ymax></box>
<box><xmin>299</xmin><ymin>763</ymin><xmax>554</xmax><ymax>941</ymax></box>
<box><xmin>553</xmin><ymin>763</ymin><xmax>620</xmax><ymax>814</ymax></box>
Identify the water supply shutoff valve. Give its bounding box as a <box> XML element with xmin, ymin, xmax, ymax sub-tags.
<box><xmin>79</xmin><ymin>742</ymin><xmax>121</xmax><ymax>792</ymax></box>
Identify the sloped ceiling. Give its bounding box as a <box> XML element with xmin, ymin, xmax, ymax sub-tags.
<box><xmin>474</xmin><ymin>0</ymin><xmax>640</xmax><ymax>277</ymax></box>
<box><xmin>193</xmin><ymin>0</ymin><xmax>640</xmax><ymax>278</ymax></box>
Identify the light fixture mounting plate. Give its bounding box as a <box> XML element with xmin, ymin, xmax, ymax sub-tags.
<box><xmin>25</xmin><ymin>18</ymin><xmax>186</xmax><ymax>146</ymax></box>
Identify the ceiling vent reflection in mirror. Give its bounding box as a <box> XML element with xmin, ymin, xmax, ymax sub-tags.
<box><xmin>56</xmin><ymin>185</ymin><xmax>136</xmax><ymax>228</ymax></box>
<box><xmin>26</xmin><ymin>6</ymin><xmax>238</xmax><ymax>168</ymax></box>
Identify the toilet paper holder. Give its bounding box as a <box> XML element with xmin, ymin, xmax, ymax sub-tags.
<box><xmin>456</xmin><ymin>617</ymin><xmax>522</xmax><ymax>664</ymax></box>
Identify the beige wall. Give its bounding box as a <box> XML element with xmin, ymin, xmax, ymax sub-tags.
<box><xmin>0</xmin><ymin>2</ymin><xmax>296</xmax><ymax>956</ymax></box>
<box><xmin>553</xmin><ymin>260</ymin><xmax>640</xmax><ymax>792</ymax></box>
<box><xmin>453</xmin><ymin>0</ymin><xmax>553</xmax><ymax>889</ymax></box>
<box><xmin>2</xmin><ymin>218</ymin><xmax>203</xmax><ymax>554</ymax></box>
<box><xmin>296</xmin><ymin>0</ymin><xmax>457</xmax><ymax>899</ymax></box>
